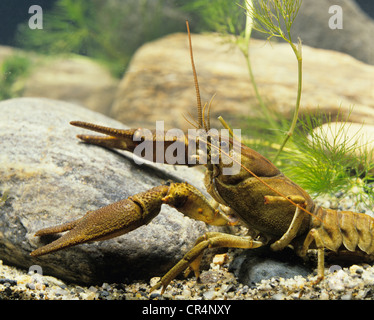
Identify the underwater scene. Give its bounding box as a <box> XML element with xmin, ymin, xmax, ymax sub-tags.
<box><xmin>1</xmin><ymin>0</ymin><xmax>374</xmax><ymax>303</ymax></box>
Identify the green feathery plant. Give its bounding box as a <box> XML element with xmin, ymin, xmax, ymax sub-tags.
<box><xmin>245</xmin><ymin>0</ymin><xmax>303</xmax><ymax>162</ymax></box>
<box><xmin>280</xmin><ymin>109</ymin><xmax>374</xmax><ymax>207</ymax></box>
<box><xmin>16</xmin><ymin>0</ymin><xmax>129</xmax><ymax>77</ymax></box>
<box><xmin>16</xmin><ymin>0</ymin><xmax>186</xmax><ymax>78</ymax></box>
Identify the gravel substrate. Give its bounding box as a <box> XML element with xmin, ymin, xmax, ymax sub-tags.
<box><xmin>1</xmin><ymin>189</ymin><xmax>374</xmax><ymax>300</ymax></box>
<box><xmin>2</xmin><ymin>253</ymin><xmax>374</xmax><ymax>300</ymax></box>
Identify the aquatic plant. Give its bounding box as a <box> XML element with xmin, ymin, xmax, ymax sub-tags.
<box><xmin>0</xmin><ymin>54</ymin><xmax>31</xmax><ymax>100</ymax></box>
<box><xmin>245</xmin><ymin>0</ymin><xmax>303</xmax><ymax>161</ymax></box>
<box><xmin>280</xmin><ymin>110</ymin><xmax>374</xmax><ymax>206</ymax></box>
<box><xmin>16</xmin><ymin>0</ymin><xmax>185</xmax><ymax>78</ymax></box>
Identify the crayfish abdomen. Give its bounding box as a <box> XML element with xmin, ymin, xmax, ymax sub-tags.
<box><xmin>309</xmin><ymin>207</ymin><xmax>374</xmax><ymax>254</ymax></box>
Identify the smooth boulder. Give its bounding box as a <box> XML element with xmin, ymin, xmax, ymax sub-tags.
<box><xmin>0</xmin><ymin>97</ymin><xmax>216</xmax><ymax>284</ymax></box>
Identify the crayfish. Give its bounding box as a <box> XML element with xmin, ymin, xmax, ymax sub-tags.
<box><xmin>30</xmin><ymin>22</ymin><xmax>374</xmax><ymax>294</ymax></box>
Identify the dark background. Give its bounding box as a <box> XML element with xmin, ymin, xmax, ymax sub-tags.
<box><xmin>0</xmin><ymin>0</ymin><xmax>373</xmax><ymax>46</ymax></box>
<box><xmin>0</xmin><ymin>0</ymin><xmax>57</xmax><ymax>45</ymax></box>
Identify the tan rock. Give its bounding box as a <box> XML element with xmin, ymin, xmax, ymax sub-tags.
<box><xmin>111</xmin><ymin>33</ymin><xmax>374</xmax><ymax>131</ymax></box>
<box><xmin>22</xmin><ymin>56</ymin><xmax>118</xmax><ymax>115</ymax></box>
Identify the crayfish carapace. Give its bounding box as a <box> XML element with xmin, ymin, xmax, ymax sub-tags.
<box><xmin>30</xmin><ymin>22</ymin><xmax>374</xmax><ymax>293</ymax></box>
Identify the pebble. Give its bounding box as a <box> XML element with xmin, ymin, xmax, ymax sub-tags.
<box><xmin>212</xmin><ymin>253</ymin><xmax>229</xmax><ymax>265</ymax></box>
<box><xmin>350</xmin><ymin>265</ymin><xmax>363</xmax><ymax>275</ymax></box>
<box><xmin>202</xmin><ymin>290</ymin><xmax>216</xmax><ymax>300</ymax></box>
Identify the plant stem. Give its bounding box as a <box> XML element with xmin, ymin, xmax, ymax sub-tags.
<box><xmin>273</xmin><ymin>39</ymin><xmax>302</xmax><ymax>162</ymax></box>
<box><xmin>240</xmin><ymin>0</ymin><xmax>277</xmax><ymax>130</ymax></box>
<box><xmin>244</xmin><ymin>0</ymin><xmax>304</xmax><ymax>162</ymax></box>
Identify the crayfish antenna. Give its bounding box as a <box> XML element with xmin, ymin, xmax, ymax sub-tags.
<box><xmin>186</xmin><ymin>20</ymin><xmax>203</xmax><ymax>130</ymax></box>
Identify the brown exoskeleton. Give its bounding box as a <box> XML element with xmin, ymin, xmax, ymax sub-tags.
<box><xmin>30</xmin><ymin>22</ymin><xmax>374</xmax><ymax>293</ymax></box>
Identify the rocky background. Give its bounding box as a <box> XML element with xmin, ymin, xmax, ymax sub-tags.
<box><xmin>1</xmin><ymin>0</ymin><xmax>374</xmax><ymax>299</ymax></box>
<box><xmin>0</xmin><ymin>0</ymin><xmax>372</xmax><ymax>130</ymax></box>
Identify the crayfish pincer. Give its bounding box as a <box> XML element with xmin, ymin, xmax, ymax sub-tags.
<box><xmin>30</xmin><ymin>22</ymin><xmax>374</xmax><ymax>294</ymax></box>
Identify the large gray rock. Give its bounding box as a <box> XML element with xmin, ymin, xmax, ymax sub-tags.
<box><xmin>0</xmin><ymin>97</ymin><xmax>217</xmax><ymax>284</ymax></box>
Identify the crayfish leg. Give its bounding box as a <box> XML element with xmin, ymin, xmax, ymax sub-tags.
<box><xmin>301</xmin><ymin>228</ymin><xmax>326</xmax><ymax>284</ymax></box>
<box><xmin>150</xmin><ymin>232</ymin><xmax>264</xmax><ymax>294</ymax></box>
<box><xmin>270</xmin><ymin>206</ymin><xmax>306</xmax><ymax>251</ymax></box>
